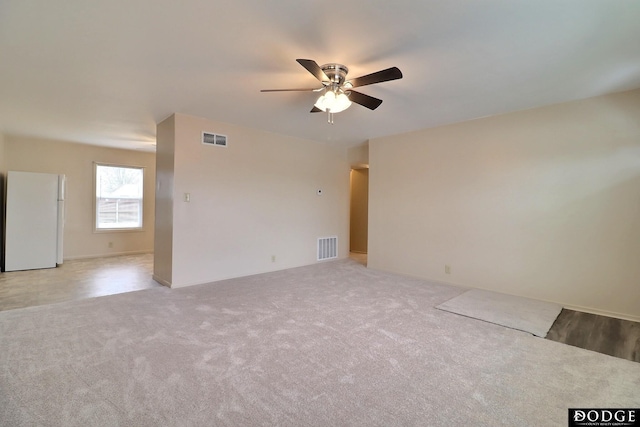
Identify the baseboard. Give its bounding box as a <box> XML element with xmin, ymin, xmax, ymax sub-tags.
<box><xmin>366</xmin><ymin>264</ymin><xmax>640</xmax><ymax>324</ymax></box>
<box><xmin>64</xmin><ymin>250</ymin><xmax>153</xmax><ymax>261</ymax></box>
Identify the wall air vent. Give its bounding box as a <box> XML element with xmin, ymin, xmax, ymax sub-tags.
<box><xmin>317</xmin><ymin>236</ymin><xmax>338</xmax><ymax>261</ymax></box>
<box><xmin>202</xmin><ymin>132</ymin><xmax>227</xmax><ymax>147</ymax></box>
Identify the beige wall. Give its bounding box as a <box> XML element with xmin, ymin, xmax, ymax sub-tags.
<box><xmin>153</xmin><ymin>116</ymin><xmax>175</xmax><ymax>286</ymax></box>
<box><xmin>348</xmin><ymin>143</ymin><xmax>369</xmax><ymax>167</ymax></box>
<box><xmin>0</xmin><ymin>132</ymin><xmax>6</xmax><ymax>173</ymax></box>
<box><xmin>4</xmin><ymin>135</ymin><xmax>155</xmax><ymax>259</ymax></box>
<box><xmin>0</xmin><ymin>132</ymin><xmax>6</xmax><ymax>265</ymax></box>
<box><xmin>369</xmin><ymin>89</ymin><xmax>640</xmax><ymax>321</ymax></box>
<box><xmin>155</xmin><ymin>113</ymin><xmax>350</xmax><ymax>288</ymax></box>
<box><xmin>350</xmin><ymin>168</ymin><xmax>369</xmax><ymax>253</ymax></box>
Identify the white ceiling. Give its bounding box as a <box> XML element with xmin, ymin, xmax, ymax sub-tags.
<box><xmin>1</xmin><ymin>1</ymin><xmax>640</xmax><ymax>152</ymax></box>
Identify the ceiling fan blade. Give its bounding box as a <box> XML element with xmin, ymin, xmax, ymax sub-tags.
<box><xmin>296</xmin><ymin>59</ymin><xmax>329</xmax><ymax>82</ymax></box>
<box><xmin>348</xmin><ymin>90</ymin><xmax>383</xmax><ymax>110</ymax></box>
<box><xmin>348</xmin><ymin>67</ymin><xmax>403</xmax><ymax>88</ymax></box>
<box><xmin>310</xmin><ymin>106</ymin><xmax>322</xmax><ymax>113</ymax></box>
<box><xmin>261</xmin><ymin>88</ymin><xmax>323</xmax><ymax>92</ymax></box>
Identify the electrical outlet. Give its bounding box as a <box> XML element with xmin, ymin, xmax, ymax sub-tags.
<box><xmin>271</xmin><ymin>255</ymin><xmax>276</xmax><ymax>263</ymax></box>
<box><xmin>445</xmin><ymin>265</ymin><xmax>451</xmax><ymax>274</ymax></box>
<box><xmin>108</xmin><ymin>242</ymin><xmax>113</xmax><ymax>248</ymax></box>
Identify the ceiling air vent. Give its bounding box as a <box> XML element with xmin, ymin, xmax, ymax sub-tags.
<box><xmin>202</xmin><ymin>132</ymin><xmax>227</xmax><ymax>147</ymax></box>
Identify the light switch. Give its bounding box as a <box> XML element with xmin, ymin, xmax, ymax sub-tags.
<box><xmin>184</xmin><ymin>193</ymin><xmax>190</xmax><ymax>202</ymax></box>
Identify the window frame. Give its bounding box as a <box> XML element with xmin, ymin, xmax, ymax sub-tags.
<box><xmin>93</xmin><ymin>162</ymin><xmax>145</xmax><ymax>233</ymax></box>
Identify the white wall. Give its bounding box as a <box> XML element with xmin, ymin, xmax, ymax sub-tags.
<box><xmin>369</xmin><ymin>89</ymin><xmax>640</xmax><ymax>321</ymax></box>
<box><xmin>155</xmin><ymin>113</ymin><xmax>350</xmax><ymax>288</ymax></box>
<box><xmin>4</xmin><ymin>135</ymin><xmax>156</xmax><ymax>259</ymax></box>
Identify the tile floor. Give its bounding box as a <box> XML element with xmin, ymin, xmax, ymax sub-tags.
<box><xmin>0</xmin><ymin>253</ymin><xmax>159</xmax><ymax>311</ymax></box>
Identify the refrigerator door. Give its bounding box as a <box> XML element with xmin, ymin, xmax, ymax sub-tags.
<box><xmin>5</xmin><ymin>171</ymin><xmax>60</xmax><ymax>271</ymax></box>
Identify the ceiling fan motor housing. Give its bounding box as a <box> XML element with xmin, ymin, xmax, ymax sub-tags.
<box><xmin>321</xmin><ymin>64</ymin><xmax>349</xmax><ymax>86</ymax></box>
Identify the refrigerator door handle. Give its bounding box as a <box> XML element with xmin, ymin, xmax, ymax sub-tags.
<box><xmin>58</xmin><ymin>175</ymin><xmax>66</xmax><ymax>201</ymax></box>
<box><xmin>57</xmin><ymin>175</ymin><xmax>65</xmax><ymax>265</ymax></box>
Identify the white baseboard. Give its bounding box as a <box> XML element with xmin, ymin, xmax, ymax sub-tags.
<box><xmin>64</xmin><ymin>250</ymin><xmax>153</xmax><ymax>261</ymax></box>
<box><xmin>368</xmin><ymin>266</ymin><xmax>640</xmax><ymax>324</ymax></box>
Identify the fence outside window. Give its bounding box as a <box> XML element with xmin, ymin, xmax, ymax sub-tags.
<box><xmin>95</xmin><ymin>164</ymin><xmax>144</xmax><ymax>230</ymax></box>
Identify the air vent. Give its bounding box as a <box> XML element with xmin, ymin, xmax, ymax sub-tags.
<box><xmin>317</xmin><ymin>236</ymin><xmax>338</xmax><ymax>261</ymax></box>
<box><xmin>202</xmin><ymin>132</ymin><xmax>227</xmax><ymax>147</ymax></box>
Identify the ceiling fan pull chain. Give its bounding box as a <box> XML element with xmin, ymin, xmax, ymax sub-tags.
<box><xmin>328</xmin><ymin>111</ymin><xmax>334</xmax><ymax>124</ymax></box>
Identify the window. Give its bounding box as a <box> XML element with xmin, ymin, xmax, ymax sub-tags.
<box><xmin>95</xmin><ymin>163</ymin><xmax>144</xmax><ymax>230</ymax></box>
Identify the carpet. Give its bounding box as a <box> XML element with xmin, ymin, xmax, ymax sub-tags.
<box><xmin>436</xmin><ymin>288</ymin><xmax>563</xmax><ymax>337</ymax></box>
<box><xmin>1</xmin><ymin>259</ymin><xmax>638</xmax><ymax>426</ymax></box>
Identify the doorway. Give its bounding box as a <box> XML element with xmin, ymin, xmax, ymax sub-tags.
<box><xmin>349</xmin><ymin>167</ymin><xmax>369</xmax><ymax>263</ymax></box>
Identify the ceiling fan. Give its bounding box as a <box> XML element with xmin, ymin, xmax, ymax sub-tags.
<box><xmin>261</xmin><ymin>59</ymin><xmax>403</xmax><ymax>124</ymax></box>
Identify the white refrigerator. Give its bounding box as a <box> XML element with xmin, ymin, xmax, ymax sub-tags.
<box><xmin>4</xmin><ymin>171</ymin><xmax>65</xmax><ymax>271</ymax></box>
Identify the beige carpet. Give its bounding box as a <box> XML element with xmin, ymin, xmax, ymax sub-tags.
<box><xmin>1</xmin><ymin>259</ymin><xmax>638</xmax><ymax>426</ymax></box>
<box><xmin>436</xmin><ymin>288</ymin><xmax>563</xmax><ymax>337</ymax></box>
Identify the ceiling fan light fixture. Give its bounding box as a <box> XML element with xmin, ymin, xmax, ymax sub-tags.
<box><xmin>314</xmin><ymin>90</ymin><xmax>352</xmax><ymax>113</ymax></box>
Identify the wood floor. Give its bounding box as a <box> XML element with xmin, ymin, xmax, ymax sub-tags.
<box><xmin>2</xmin><ymin>253</ymin><xmax>638</xmax><ymax>363</ymax></box>
<box><xmin>546</xmin><ymin>309</ymin><xmax>640</xmax><ymax>363</ymax></box>
<box><xmin>0</xmin><ymin>253</ymin><xmax>160</xmax><ymax>311</ymax></box>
